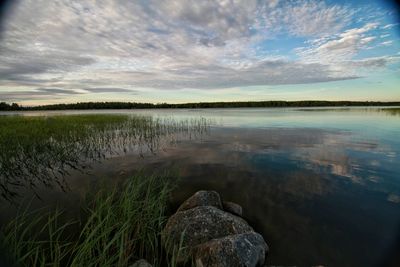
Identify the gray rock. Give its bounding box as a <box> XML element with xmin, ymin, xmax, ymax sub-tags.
<box><xmin>177</xmin><ymin>190</ymin><xmax>223</xmax><ymax>212</ymax></box>
<box><xmin>129</xmin><ymin>259</ymin><xmax>152</xmax><ymax>267</ymax></box>
<box><xmin>194</xmin><ymin>232</ymin><xmax>268</xmax><ymax>267</ymax></box>
<box><xmin>223</xmin><ymin>201</ymin><xmax>243</xmax><ymax>217</ymax></box>
<box><xmin>163</xmin><ymin>206</ymin><xmax>253</xmax><ymax>261</ymax></box>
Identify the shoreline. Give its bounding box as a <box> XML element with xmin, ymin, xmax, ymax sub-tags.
<box><xmin>1</xmin><ymin>101</ymin><xmax>400</xmax><ymax>112</ymax></box>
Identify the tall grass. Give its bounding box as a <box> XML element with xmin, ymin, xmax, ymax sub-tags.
<box><xmin>0</xmin><ymin>114</ymin><xmax>210</xmax><ymax>201</ymax></box>
<box><xmin>0</xmin><ymin>172</ymin><xmax>181</xmax><ymax>267</ymax></box>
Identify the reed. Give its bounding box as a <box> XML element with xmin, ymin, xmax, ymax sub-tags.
<box><xmin>0</xmin><ymin>114</ymin><xmax>210</xmax><ymax>201</ymax></box>
<box><xmin>1</xmin><ymin>172</ymin><xmax>181</xmax><ymax>267</ymax></box>
<box><xmin>380</xmin><ymin>107</ymin><xmax>400</xmax><ymax>116</ymax></box>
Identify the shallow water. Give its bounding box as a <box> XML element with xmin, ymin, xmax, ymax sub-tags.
<box><xmin>1</xmin><ymin>107</ymin><xmax>400</xmax><ymax>267</ymax></box>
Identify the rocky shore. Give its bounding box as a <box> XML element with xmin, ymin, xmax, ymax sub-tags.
<box><xmin>163</xmin><ymin>190</ymin><xmax>269</xmax><ymax>267</ymax></box>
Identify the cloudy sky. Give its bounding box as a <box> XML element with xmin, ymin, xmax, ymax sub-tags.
<box><xmin>0</xmin><ymin>0</ymin><xmax>399</xmax><ymax>105</ymax></box>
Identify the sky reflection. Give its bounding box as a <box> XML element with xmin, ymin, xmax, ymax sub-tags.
<box><xmin>0</xmin><ymin>107</ymin><xmax>399</xmax><ymax>266</ymax></box>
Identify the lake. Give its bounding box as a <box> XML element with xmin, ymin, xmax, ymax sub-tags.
<box><xmin>1</xmin><ymin>107</ymin><xmax>399</xmax><ymax>267</ymax></box>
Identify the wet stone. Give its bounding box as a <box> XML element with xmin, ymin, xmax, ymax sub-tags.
<box><xmin>177</xmin><ymin>190</ymin><xmax>223</xmax><ymax>212</ymax></box>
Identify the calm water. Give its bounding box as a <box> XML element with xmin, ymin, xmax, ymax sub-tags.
<box><xmin>1</xmin><ymin>107</ymin><xmax>400</xmax><ymax>267</ymax></box>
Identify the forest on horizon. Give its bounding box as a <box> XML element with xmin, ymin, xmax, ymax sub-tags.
<box><xmin>1</xmin><ymin>101</ymin><xmax>400</xmax><ymax>111</ymax></box>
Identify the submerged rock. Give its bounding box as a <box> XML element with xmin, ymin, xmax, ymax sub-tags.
<box><xmin>195</xmin><ymin>232</ymin><xmax>268</xmax><ymax>267</ymax></box>
<box><xmin>177</xmin><ymin>190</ymin><xmax>223</xmax><ymax>212</ymax></box>
<box><xmin>223</xmin><ymin>201</ymin><xmax>243</xmax><ymax>217</ymax></box>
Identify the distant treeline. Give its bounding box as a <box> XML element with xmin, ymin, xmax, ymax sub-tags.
<box><xmin>1</xmin><ymin>101</ymin><xmax>400</xmax><ymax>111</ymax></box>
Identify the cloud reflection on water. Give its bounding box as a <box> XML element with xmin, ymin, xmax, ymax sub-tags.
<box><xmin>1</xmin><ymin>108</ymin><xmax>399</xmax><ymax>267</ymax></box>
<box><xmin>152</xmin><ymin>126</ymin><xmax>400</xmax><ymax>266</ymax></box>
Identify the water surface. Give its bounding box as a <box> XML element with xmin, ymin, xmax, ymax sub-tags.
<box><xmin>1</xmin><ymin>107</ymin><xmax>399</xmax><ymax>267</ymax></box>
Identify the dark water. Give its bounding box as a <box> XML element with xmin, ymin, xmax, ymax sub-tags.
<box><xmin>1</xmin><ymin>107</ymin><xmax>400</xmax><ymax>267</ymax></box>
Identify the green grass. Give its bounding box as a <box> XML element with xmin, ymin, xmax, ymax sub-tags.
<box><xmin>0</xmin><ymin>115</ymin><xmax>133</xmax><ymax>199</ymax></box>
<box><xmin>0</xmin><ymin>114</ymin><xmax>208</xmax><ymax>266</ymax></box>
<box><xmin>1</xmin><ymin>172</ymin><xmax>182</xmax><ymax>267</ymax></box>
<box><xmin>0</xmin><ymin>114</ymin><xmax>210</xmax><ymax>201</ymax></box>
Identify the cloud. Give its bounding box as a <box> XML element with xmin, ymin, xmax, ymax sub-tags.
<box><xmin>380</xmin><ymin>40</ymin><xmax>393</xmax><ymax>46</ymax></box>
<box><xmin>0</xmin><ymin>87</ymin><xmax>83</xmax><ymax>101</ymax></box>
<box><xmin>37</xmin><ymin>88</ymin><xmax>82</xmax><ymax>95</ymax></box>
<box><xmin>83</xmin><ymin>88</ymin><xmax>138</xmax><ymax>93</ymax></box>
<box><xmin>296</xmin><ymin>23</ymin><xmax>380</xmax><ymax>62</ymax></box>
<box><xmin>382</xmin><ymin>23</ymin><xmax>398</xmax><ymax>29</ymax></box>
<box><xmin>344</xmin><ymin>56</ymin><xmax>395</xmax><ymax>68</ymax></box>
<box><xmin>270</xmin><ymin>1</ymin><xmax>354</xmax><ymax>37</ymax></box>
<box><xmin>0</xmin><ymin>87</ymin><xmax>141</xmax><ymax>101</ymax></box>
<box><xmin>0</xmin><ymin>47</ymin><xmax>95</xmax><ymax>81</ymax></box>
<box><xmin>0</xmin><ymin>0</ymin><xmax>397</xmax><ymax>101</ymax></box>
<box><xmin>108</xmin><ymin>60</ymin><xmax>360</xmax><ymax>89</ymax></box>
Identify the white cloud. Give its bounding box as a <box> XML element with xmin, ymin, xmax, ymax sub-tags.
<box><xmin>382</xmin><ymin>23</ymin><xmax>398</xmax><ymax>29</ymax></box>
<box><xmin>252</xmin><ymin>0</ymin><xmax>354</xmax><ymax>39</ymax></box>
<box><xmin>344</xmin><ymin>56</ymin><xmax>399</xmax><ymax>68</ymax></box>
<box><xmin>297</xmin><ymin>23</ymin><xmax>379</xmax><ymax>62</ymax></box>
<box><xmin>0</xmin><ymin>0</ymin><xmax>397</xmax><ymax>102</ymax></box>
<box><xmin>282</xmin><ymin>1</ymin><xmax>353</xmax><ymax>37</ymax></box>
<box><xmin>380</xmin><ymin>40</ymin><xmax>393</xmax><ymax>46</ymax></box>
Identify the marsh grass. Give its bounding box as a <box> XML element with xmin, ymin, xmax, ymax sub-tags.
<box><xmin>380</xmin><ymin>107</ymin><xmax>400</xmax><ymax>116</ymax></box>
<box><xmin>0</xmin><ymin>114</ymin><xmax>210</xmax><ymax>201</ymax></box>
<box><xmin>1</xmin><ymin>172</ymin><xmax>183</xmax><ymax>267</ymax></box>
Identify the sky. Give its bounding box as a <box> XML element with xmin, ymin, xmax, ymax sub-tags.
<box><xmin>0</xmin><ymin>0</ymin><xmax>399</xmax><ymax>105</ymax></box>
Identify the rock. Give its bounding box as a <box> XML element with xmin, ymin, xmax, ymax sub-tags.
<box><xmin>177</xmin><ymin>190</ymin><xmax>223</xmax><ymax>212</ymax></box>
<box><xmin>163</xmin><ymin>190</ymin><xmax>269</xmax><ymax>265</ymax></box>
<box><xmin>129</xmin><ymin>259</ymin><xmax>152</xmax><ymax>267</ymax></box>
<box><xmin>194</xmin><ymin>232</ymin><xmax>268</xmax><ymax>267</ymax></box>
<box><xmin>223</xmin><ymin>201</ymin><xmax>243</xmax><ymax>217</ymax></box>
<box><xmin>163</xmin><ymin>206</ymin><xmax>253</xmax><ymax>261</ymax></box>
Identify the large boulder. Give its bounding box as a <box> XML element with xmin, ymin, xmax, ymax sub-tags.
<box><xmin>223</xmin><ymin>201</ymin><xmax>243</xmax><ymax>217</ymax></box>
<box><xmin>177</xmin><ymin>190</ymin><xmax>223</xmax><ymax>212</ymax></box>
<box><xmin>163</xmin><ymin>190</ymin><xmax>269</xmax><ymax>265</ymax></box>
<box><xmin>163</xmin><ymin>206</ymin><xmax>253</xmax><ymax>258</ymax></box>
<box><xmin>194</xmin><ymin>232</ymin><xmax>268</xmax><ymax>267</ymax></box>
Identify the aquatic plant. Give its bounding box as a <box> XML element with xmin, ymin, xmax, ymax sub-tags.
<box><xmin>380</xmin><ymin>108</ymin><xmax>400</xmax><ymax>116</ymax></box>
<box><xmin>0</xmin><ymin>114</ymin><xmax>210</xmax><ymax>201</ymax></box>
<box><xmin>0</xmin><ymin>172</ymin><xmax>183</xmax><ymax>267</ymax></box>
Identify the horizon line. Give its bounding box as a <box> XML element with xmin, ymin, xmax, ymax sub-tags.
<box><xmin>2</xmin><ymin>100</ymin><xmax>400</xmax><ymax>110</ymax></box>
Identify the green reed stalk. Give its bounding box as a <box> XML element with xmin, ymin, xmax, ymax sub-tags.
<box><xmin>1</xmin><ymin>172</ymin><xmax>181</xmax><ymax>267</ymax></box>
